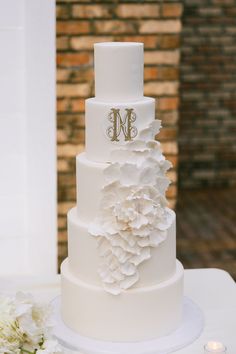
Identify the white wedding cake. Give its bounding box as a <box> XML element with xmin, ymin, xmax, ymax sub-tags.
<box><xmin>61</xmin><ymin>42</ymin><xmax>184</xmax><ymax>342</ymax></box>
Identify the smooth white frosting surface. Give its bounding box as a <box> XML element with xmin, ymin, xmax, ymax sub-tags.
<box><xmin>76</xmin><ymin>153</ymin><xmax>106</xmax><ymax>222</ymax></box>
<box><xmin>68</xmin><ymin>207</ymin><xmax>176</xmax><ymax>288</ymax></box>
<box><xmin>94</xmin><ymin>42</ymin><xmax>143</xmax><ymax>102</ymax></box>
<box><xmin>85</xmin><ymin>97</ymin><xmax>155</xmax><ymax>162</ymax></box>
<box><xmin>61</xmin><ymin>258</ymin><xmax>184</xmax><ymax>342</ymax></box>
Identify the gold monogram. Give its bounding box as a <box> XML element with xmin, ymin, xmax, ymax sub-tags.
<box><xmin>106</xmin><ymin>108</ymin><xmax>138</xmax><ymax>142</ymax></box>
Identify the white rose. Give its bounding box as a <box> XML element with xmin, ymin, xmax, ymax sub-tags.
<box><xmin>37</xmin><ymin>339</ymin><xmax>62</xmax><ymax>354</ymax></box>
<box><xmin>0</xmin><ymin>293</ymin><xmax>60</xmax><ymax>353</ymax></box>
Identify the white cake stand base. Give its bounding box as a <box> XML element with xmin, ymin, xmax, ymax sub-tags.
<box><xmin>51</xmin><ymin>296</ymin><xmax>204</xmax><ymax>354</ymax></box>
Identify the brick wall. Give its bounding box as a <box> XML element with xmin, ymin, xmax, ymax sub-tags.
<box><xmin>56</xmin><ymin>1</ymin><xmax>183</xmax><ymax>265</ymax></box>
<box><xmin>179</xmin><ymin>0</ymin><xmax>236</xmax><ymax>189</ymax></box>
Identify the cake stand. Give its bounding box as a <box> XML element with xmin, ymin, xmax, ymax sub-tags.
<box><xmin>51</xmin><ymin>296</ymin><xmax>204</xmax><ymax>354</ymax></box>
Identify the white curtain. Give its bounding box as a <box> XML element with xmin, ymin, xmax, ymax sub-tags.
<box><xmin>0</xmin><ymin>0</ymin><xmax>57</xmax><ymax>275</ymax></box>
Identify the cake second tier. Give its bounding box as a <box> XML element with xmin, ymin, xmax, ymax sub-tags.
<box><xmin>85</xmin><ymin>96</ymin><xmax>155</xmax><ymax>163</ymax></box>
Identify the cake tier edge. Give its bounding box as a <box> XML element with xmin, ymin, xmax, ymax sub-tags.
<box><xmin>67</xmin><ymin>206</ymin><xmax>176</xmax><ymax>288</ymax></box>
<box><xmin>61</xmin><ymin>258</ymin><xmax>184</xmax><ymax>342</ymax></box>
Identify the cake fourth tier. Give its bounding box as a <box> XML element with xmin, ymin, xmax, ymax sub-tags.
<box><xmin>61</xmin><ymin>42</ymin><xmax>184</xmax><ymax>342</ymax></box>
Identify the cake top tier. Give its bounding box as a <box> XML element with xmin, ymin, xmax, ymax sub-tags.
<box><xmin>94</xmin><ymin>42</ymin><xmax>144</xmax><ymax>102</ymax></box>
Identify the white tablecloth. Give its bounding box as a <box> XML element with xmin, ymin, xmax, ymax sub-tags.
<box><xmin>0</xmin><ymin>269</ymin><xmax>235</xmax><ymax>353</ymax></box>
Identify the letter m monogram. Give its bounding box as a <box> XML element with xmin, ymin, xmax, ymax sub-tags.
<box><xmin>106</xmin><ymin>108</ymin><xmax>138</xmax><ymax>142</ymax></box>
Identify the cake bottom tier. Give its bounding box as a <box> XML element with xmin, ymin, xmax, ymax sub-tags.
<box><xmin>61</xmin><ymin>259</ymin><xmax>184</xmax><ymax>342</ymax></box>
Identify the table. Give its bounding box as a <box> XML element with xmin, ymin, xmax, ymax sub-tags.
<box><xmin>0</xmin><ymin>269</ymin><xmax>235</xmax><ymax>353</ymax></box>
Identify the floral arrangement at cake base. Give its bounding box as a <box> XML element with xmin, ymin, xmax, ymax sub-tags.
<box><xmin>0</xmin><ymin>292</ymin><xmax>62</xmax><ymax>354</ymax></box>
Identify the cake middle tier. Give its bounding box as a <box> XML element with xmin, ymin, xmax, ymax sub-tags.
<box><xmin>76</xmin><ymin>152</ymin><xmax>109</xmax><ymax>222</ymax></box>
<box><xmin>85</xmin><ymin>96</ymin><xmax>155</xmax><ymax>163</ymax></box>
<box><xmin>67</xmin><ymin>206</ymin><xmax>176</xmax><ymax>288</ymax></box>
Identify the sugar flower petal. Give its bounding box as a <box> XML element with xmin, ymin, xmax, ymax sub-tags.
<box><xmin>89</xmin><ymin>121</ymin><xmax>174</xmax><ymax>295</ymax></box>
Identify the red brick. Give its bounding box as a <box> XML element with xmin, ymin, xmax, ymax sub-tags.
<box><xmin>166</xmin><ymin>184</ymin><xmax>177</xmax><ymax>199</ymax></box>
<box><xmin>56</xmin><ymin>4</ymin><xmax>70</xmax><ymax>19</ymax></box>
<box><xmin>57</xmin><ymin>69</ymin><xmax>70</xmax><ymax>82</ymax></box>
<box><xmin>144</xmin><ymin>81</ymin><xmax>179</xmax><ymax>96</ymax></box>
<box><xmin>57</xmin><ymin>144</ymin><xmax>85</xmax><ymax>158</ymax></box>
<box><xmin>58</xmin><ymin>242</ymin><xmax>68</xmax><ymax>263</ymax></box>
<box><xmin>212</xmin><ymin>0</ymin><xmax>234</xmax><ymax>4</ymax></box>
<box><xmin>57</xmin><ymin>52</ymin><xmax>92</xmax><ymax>66</ymax></box>
<box><xmin>158</xmin><ymin>127</ymin><xmax>177</xmax><ymax>140</ymax></box>
<box><xmin>70</xmin><ymin>68</ymin><xmax>94</xmax><ymax>83</ymax></box>
<box><xmin>66</xmin><ymin>128</ymin><xmax>85</xmax><ymax>145</ymax></box>
<box><xmin>57</xmin><ymin>114</ymin><xmax>85</xmax><ymax>129</ymax></box>
<box><xmin>160</xmin><ymin>67</ymin><xmax>179</xmax><ymax>80</ymax></box>
<box><xmin>167</xmin><ymin>170</ymin><xmax>177</xmax><ymax>183</ymax></box>
<box><xmin>118</xmin><ymin>35</ymin><xmax>160</xmax><ymax>49</ymax></box>
<box><xmin>58</xmin><ymin>202</ymin><xmax>75</xmax><ymax>215</ymax></box>
<box><xmin>144</xmin><ymin>50</ymin><xmax>180</xmax><ymax>65</ymax></box>
<box><xmin>71</xmin><ymin>99</ymin><xmax>85</xmax><ymax>112</ymax></box>
<box><xmin>57</xmin><ymin>21</ymin><xmax>90</xmax><ymax>35</ymax></box>
<box><xmin>162</xmin><ymin>141</ymin><xmax>178</xmax><ymax>155</ymax></box>
<box><xmin>198</xmin><ymin>7</ymin><xmax>222</xmax><ymax>16</ymax></box>
<box><xmin>72</xmin><ymin>4</ymin><xmax>112</xmax><ymax>18</ymax></box>
<box><xmin>57</xmin><ymin>98</ymin><xmax>71</xmax><ymax>113</ymax></box>
<box><xmin>58</xmin><ymin>216</ymin><xmax>67</xmax><ymax>230</ymax></box>
<box><xmin>60</xmin><ymin>186</ymin><xmax>76</xmax><ymax>202</ymax></box>
<box><xmin>70</xmin><ymin>36</ymin><xmax>112</xmax><ymax>50</ymax></box>
<box><xmin>58</xmin><ymin>0</ymin><xmax>80</xmax><ymax>2</ymax></box>
<box><xmin>162</xmin><ymin>3</ymin><xmax>183</xmax><ymax>18</ymax></box>
<box><xmin>57</xmin><ymin>98</ymin><xmax>85</xmax><ymax>113</ymax></box>
<box><xmin>145</xmin><ymin>67</ymin><xmax>179</xmax><ymax>81</ymax></box>
<box><xmin>58</xmin><ymin>171</ymin><xmax>75</xmax><ymax>188</ymax></box>
<box><xmin>57</xmin><ymin>159</ymin><xmax>69</xmax><ymax>174</ymax></box>
<box><xmin>57</xmin><ymin>83</ymin><xmax>90</xmax><ymax>97</ymax></box>
<box><xmin>94</xmin><ymin>20</ymin><xmax>136</xmax><ymax>34</ymax></box>
<box><xmin>158</xmin><ymin>97</ymin><xmax>179</xmax><ymax>111</ymax></box>
<box><xmin>158</xmin><ymin>111</ymin><xmax>179</xmax><ymax>126</ymax></box>
<box><xmin>57</xmin><ymin>129</ymin><xmax>68</xmax><ymax>143</ymax></box>
<box><xmin>58</xmin><ymin>230</ymin><xmax>68</xmax><ymax>243</ymax></box>
<box><xmin>144</xmin><ymin>67</ymin><xmax>159</xmax><ymax>81</ymax></box>
<box><xmin>116</xmin><ymin>4</ymin><xmax>160</xmax><ymax>18</ymax></box>
<box><xmin>57</xmin><ymin>36</ymin><xmax>69</xmax><ymax>50</ymax></box>
<box><xmin>57</xmin><ymin>68</ymin><xmax>94</xmax><ymax>83</ymax></box>
<box><xmin>160</xmin><ymin>35</ymin><xmax>180</xmax><ymax>49</ymax></box>
<box><xmin>166</xmin><ymin>154</ymin><xmax>178</xmax><ymax>167</ymax></box>
<box><xmin>57</xmin><ymin>159</ymin><xmax>69</xmax><ymax>173</ymax></box>
<box><xmin>139</xmin><ymin>20</ymin><xmax>181</xmax><ymax>34</ymax></box>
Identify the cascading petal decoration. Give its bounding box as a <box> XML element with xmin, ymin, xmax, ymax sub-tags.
<box><xmin>89</xmin><ymin>120</ymin><xmax>175</xmax><ymax>295</ymax></box>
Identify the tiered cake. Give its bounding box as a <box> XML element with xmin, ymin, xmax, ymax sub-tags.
<box><xmin>61</xmin><ymin>42</ymin><xmax>184</xmax><ymax>342</ymax></box>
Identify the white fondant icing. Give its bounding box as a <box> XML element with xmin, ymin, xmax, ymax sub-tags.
<box><xmin>68</xmin><ymin>207</ymin><xmax>176</xmax><ymax>288</ymax></box>
<box><xmin>85</xmin><ymin>97</ymin><xmax>155</xmax><ymax>162</ymax></box>
<box><xmin>95</xmin><ymin>42</ymin><xmax>143</xmax><ymax>102</ymax></box>
<box><xmin>61</xmin><ymin>258</ymin><xmax>184</xmax><ymax>342</ymax></box>
<box><xmin>54</xmin><ymin>296</ymin><xmax>204</xmax><ymax>354</ymax></box>
<box><xmin>89</xmin><ymin>121</ymin><xmax>174</xmax><ymax>294</ymax></box>
<box><xmin>76</xmin><ymin>153</ymin><xmax>106</xmax><ymax>222</ymax></box>
<box><xmin>76</xmin><ymin>146</ymin><xmax>170</xmax><ymax>226</ymax></box>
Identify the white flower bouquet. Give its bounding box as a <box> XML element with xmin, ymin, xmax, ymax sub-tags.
<box><xmin>0</xmin><ymin>292</ymin><xmax>62</xmax><ymax>354</ymax></box>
